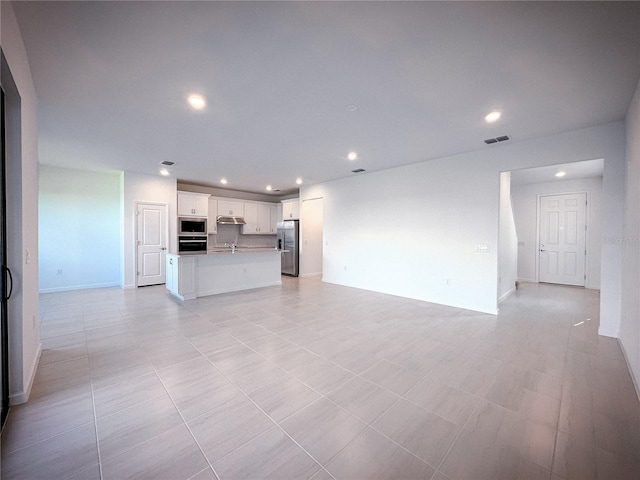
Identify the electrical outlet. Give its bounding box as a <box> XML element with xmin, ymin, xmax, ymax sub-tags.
<box><xmin>445</xmin><ymin>278</ymin><xmax>451</xmax><ymax>286</ymax></box>
<box><xmin>56</xmin><ymin>269</ymin><xmax>63</xmax><ymax>275</ymax></box>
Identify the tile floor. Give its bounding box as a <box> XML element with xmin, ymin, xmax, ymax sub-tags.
<box><xmin>1</xmin><ymin>278</ymin><xmax>639</xmax><ymax>479</ymax></box>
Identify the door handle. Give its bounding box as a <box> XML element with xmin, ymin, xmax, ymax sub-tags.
<box><xmin>160</xmin><ymin>247</ymin><xmax>167</xmax><ymax>251</ymax></box>
<box><xmin>5</xmin><ymin>267</ymin><xmax>13</xmax><ymax>300</ymax></box>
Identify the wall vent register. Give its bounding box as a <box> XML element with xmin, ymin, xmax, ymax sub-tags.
<box><xmin>484</xmin><ymin>135</ymin><xmax>510</xmax><ymax>145</ymax></box>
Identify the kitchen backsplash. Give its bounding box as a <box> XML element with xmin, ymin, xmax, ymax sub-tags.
<box><xmin>209</xmin><ymin>224</ymin><xmax>277</xmax><ymax>248</ymax></box>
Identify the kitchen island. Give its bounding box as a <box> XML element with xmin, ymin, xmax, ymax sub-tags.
<box><xmin>166</xmin><ymin>248</ymin><xmax>282</xmax><ymax>300</ymax></box>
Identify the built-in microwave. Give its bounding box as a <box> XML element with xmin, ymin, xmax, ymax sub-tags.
<box><xmin>179</xmin><ymin>217</ymin><xmax>207</xmax><ymax>235</ymax></box>
<box><xmin>178</xmin><ymin>235</ymin><xmax>207</xmax><ymax>254</ymax></box>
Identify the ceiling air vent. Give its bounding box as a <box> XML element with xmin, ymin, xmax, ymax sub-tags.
<box><xmin>484</xmin><ymin>135</ymin><xmax>510</xmax><ymax>145</ymax></box>
<box><xmin>351</xmin><ymin>168</ymin><xmax>366</xmax><ymax>173</ymax></box>
<box><xmin>160</xmin><ymin>160</ymin><xmax>175</xmax><ymax>166</ymax></box>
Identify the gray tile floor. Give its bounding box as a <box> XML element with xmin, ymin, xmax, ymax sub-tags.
<box><xmin>2</xmin><ymin>277</ymin><xmax>639</xmax><ymax>479</ymax></box>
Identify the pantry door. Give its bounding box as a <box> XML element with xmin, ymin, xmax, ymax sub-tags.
<box><xmin>538</xmin><ymin>193</ymin><xmax>587</xmax><ymax>286</ymax></box>
<box><xmin>136</xmin><ymin>203</ymin><xmax>168</xmax><ymax>286</ymax></box>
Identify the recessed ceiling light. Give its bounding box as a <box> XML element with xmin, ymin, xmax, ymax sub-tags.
<box><xmin>187</xmin><ymin>93</ymin><xmax>206</xmax><ymax>110</ymax></box>
<box><xmin>555</xmin><ymin>171</ymin><xmax>566</xmax><ymax>178</ymax></box>
<box><xmin>485</xmin><ymin>110</ymin><xmax>502</xmax><ymax>123</ymax></box>
<box><xmin>266</xmin><ymin>185</ymin><xmax>272</xmax><ymax>191</ymax></box>
<box><xmin>159</xmin><ymin>168</ymin><xmax>170</xmax><ymax>176</ymax></box>
<box><xmin>296</xmin><ymin>178</ymin><xmax>303</xmax><ymax>185</ymax></box>
<box><xmin>347</xmin><ymin>151</ymin><xmax>358</xmax><ymax>161</ymax></box>
<box><xmin>347</xmin><ymin>104</ymin><xmax>358</xmax><ymax>112</ymax></box>
<box><xmin>220</xmin><ymin>178</ymin><xmax>228</xmax><ymax>185</ymax></box>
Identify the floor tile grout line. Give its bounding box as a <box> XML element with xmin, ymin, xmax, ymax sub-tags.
<box><xmin>150</xmin><ymin>365</ymin><xmax>222</xmax><ymax>480</ymax></box>
<box><xmin>188</xmin><ymin>340</ymin><xmax>337</xmax><ymax>480</ymax></box>
<box><xmin>547</xmin><ymin>319</ymin><xmax>575</xmax><ymax>480</ymax></box>
<box><xmin>431</xmin><ymin>394</ymin><xmax>485</xmax><ymax>477</ymax></box>
<box><xmin>199</xmin><ymin>330</ymin><xmax>448</xmax><ymax>474</ymax></box>
<box><xmin>29</xmin><ymin>281</ymin><xmax>631</xmax><ymax>479</ymax></box>
<box><xmin>89</xmin><ymin>382</ymin><xmax>105</xmax><ymax>480</ymax></box>
<box><xmin>215</xmin><ymin>317</ymin><xmax>479</xmax><ymax>435</ymax></box>
<box><xmin>0</xmin><ymin>418</ymin><xmax>97</xmax><ymax>458</ymax></box>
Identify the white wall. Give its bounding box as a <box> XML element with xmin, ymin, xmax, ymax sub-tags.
<box><xmin>620</xmin><ymin>79</ymin><xmax>640</xmax><ymax>393</ymax></box>
<box><xmin>300</xmin><ymin>197</ymin><xmax>323</xmax><ymax>277</ymax></box>
<box><xmin>1</xmin><ymin>1</ymin><xmax>41</xmax><ymax>404</ymax></box>
<box><xmin>511</xmin><ymin>176</ymin><xmax>603</xmax><ymax>289</ymax></box>
<box><xmin>122</xmin><ymin>172</ymin><xmax>177</xmax><ymax>288</ymax></box>
<box><xmin>39</xmin><ymin>166</ymin><xmax>121</xmax><ymax>292</ymax></box>
<box><xmin>301</xmin><ymin>121</ymin><xmax>625</xmax><ymax>319</ymax></box>
<box><xmin>498</xmin><ymin>172</ymin><xmax>518</xmax><ymax>303</ymax></box>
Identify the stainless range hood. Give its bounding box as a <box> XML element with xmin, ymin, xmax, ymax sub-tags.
<box><xmin>216</xmin><ymin>215</ymin><xmax>246</xmax><ymax>225</ymax></box>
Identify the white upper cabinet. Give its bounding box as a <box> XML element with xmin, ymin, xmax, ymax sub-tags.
<box><xmin>217</xmin><ymin>199</ymin><xmax>245</xmax><ymax>217</ymax></box>
<box><xmin>268</xmin><ymin>205</ymin><xmax>277</xmax><ymax>233</ymax></box>
<box><xmin>178</xmin><ymin>191</ymin><xmax>209</xmax><ymax>217</ymax></box>
<box><xmin>243</xmin><ymin>202</ymin><xmax>274</xmax><ymax>235</ymax></box>
<box><xmin>282</xmin><ymin>199</ymin><xmax>300</xmax><ymax>220</ymax></box>
<box><xmin>207</xmin><ymin>198</ymin><xmax>217</xmax><ymax>234</ymax></box>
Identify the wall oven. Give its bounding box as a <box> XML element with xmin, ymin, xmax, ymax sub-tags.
<box><xmin>179</xmin><ymin>217</ymin><xmax>207</xmax><ymax>235</ymax></box>
<box><xmin>178</xmin><ymin>235</ymin><xmax>207</xmax><ymax>254</ymax></box>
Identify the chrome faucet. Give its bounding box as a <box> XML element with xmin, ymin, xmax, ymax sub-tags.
<box><xmin>224</xmin><ymin>242</ymin><xmax>236</xmax><ymax>253</ymax></box>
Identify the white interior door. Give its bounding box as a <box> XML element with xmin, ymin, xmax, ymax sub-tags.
<box><xmin>137</xmin><ymin>203</ymin><xmax>168</xmax><ymax>286</ymax></box>
<box><xmin>538</xmin><ymin>193</ymin><xmax>586</xmax><ymax>286</ymax></box>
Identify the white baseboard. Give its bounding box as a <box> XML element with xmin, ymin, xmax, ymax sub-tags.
<box><xmin>10</xmin><ymin>342</ymin><xmax>42</xmax><ymax>406</ymax></box>
<box><xmin>517</xmin><ymin>278</ymin><xmax>537</xmax><ymax>283</ymax></box>
<box><xmin>618</xmin><ymin>338</ymin><xmax>640</xmax><ymax>402</ymax></box>
<box><xmin>598</xmin><ymin>326</ymin><xmax>619</xmax><ymax>338</ymax></box>
<box><xmin>195</xmin><ymin>281</ymin><xmax>283</xmax><ymax>299</ymax></box>
<box><xmin>300</xmin><ymin>272</ymin><xmax>322</xmax><ymax>278</ymax></box>
<box><xmin>498</xmin><ymin>287</ymin><xmax>516</xmax><ymax>304</ymax></box>
<box><xmin>39</xmin><ymin>282</ymin><xmax>120</xmax><ymax>294</ymax></box>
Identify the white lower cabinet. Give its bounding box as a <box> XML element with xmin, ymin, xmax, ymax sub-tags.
<box><xmin>166</xmin><ymin>251</ymin><xmax>282</xmax><ymax>300</ymax></box>
<box><xmin>166</xmin><ymin>254</ymin><xmax>196</xmax><ymax>300</ymax></box>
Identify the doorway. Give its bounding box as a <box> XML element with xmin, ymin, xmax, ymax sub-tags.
<box><xmin>538</xmin><ymin>192</ymin><xmax>587</xmax><ymax>286</ymax></box>
<box><xmin>136</xmin><ymin>202</ymin><xmax>168</xmax><ymax>287</ymax></box>
<box><xmin>300</xmin><ymin>198</ymin><xmax>323</xmax><ymax>277</ymax></box>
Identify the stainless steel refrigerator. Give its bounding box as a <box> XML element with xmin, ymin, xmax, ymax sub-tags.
<box><xmin>277</xmin><ymin>220</ymin><xmax>299</xmax><ymax>276</ymax></box>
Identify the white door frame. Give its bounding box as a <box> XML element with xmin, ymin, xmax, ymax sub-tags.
<box><xmin>135</xmin><ymin>201</ymin><xmax>169</xmax><ymax>287</ymax></box>
<box><xmin>535</xmin><ymin>191</ymin><xmax>589</xmax><ymax>285</ymax></box>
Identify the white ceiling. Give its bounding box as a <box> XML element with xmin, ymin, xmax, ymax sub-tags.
<box><xmin>509</xmin><ymin>158</ymin><xmax>604</xmax><ymax>185</ymax></box>
<box><xmin>11</xmin><ymin>1</ymin><xmax>640</xmax><ymax>196</ymax></box>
